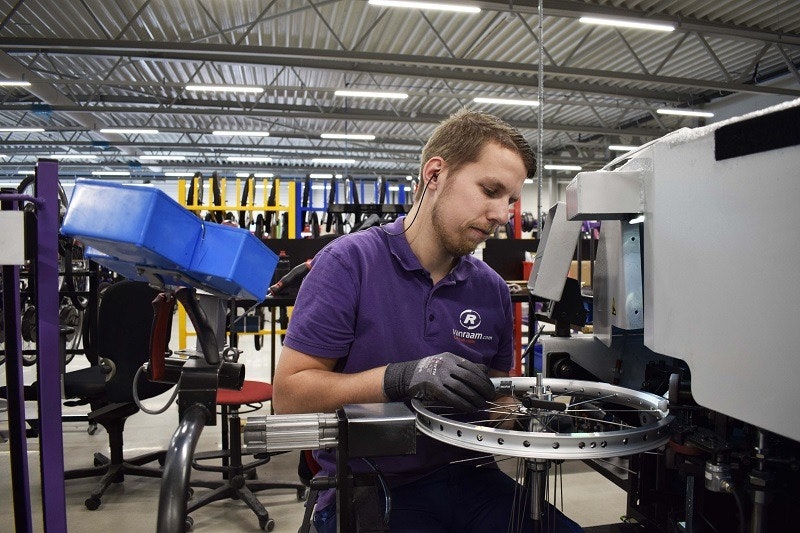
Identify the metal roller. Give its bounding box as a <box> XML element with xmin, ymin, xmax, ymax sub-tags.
<box><xmin>242</xmin><ymin>413</ymin><xmax>339</xmax><ymax>453</ymax></box>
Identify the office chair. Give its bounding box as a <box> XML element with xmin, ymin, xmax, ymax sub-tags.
<box><xmin>63</xmin><ymin>280</ymin><xmax>175</xmax><ymax>510</ymax></box>
<box><xmin>186</xmin><ymin>379</ymin><xmax>306</xmax><ymax>531</ymax></box>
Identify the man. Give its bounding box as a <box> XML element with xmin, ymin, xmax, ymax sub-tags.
<box><xmin>273</xmin><ymin>109</ymin><xmax>580</xmax><ymax>532</ymax></box>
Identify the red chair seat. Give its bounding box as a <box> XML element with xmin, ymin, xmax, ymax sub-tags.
<box><xmin>216</xmin><ymin>380</ymin><xmax>272</xmax><ymax>406</ymax></box>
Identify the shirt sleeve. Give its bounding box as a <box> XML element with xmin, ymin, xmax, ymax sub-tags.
<box><xmin>282</xmin><ymin>245</ymin><xmax>359</xmax><ymax>359</ymax></box>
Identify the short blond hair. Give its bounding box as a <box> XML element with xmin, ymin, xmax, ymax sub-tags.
<box><xmin>415</xmin><ymin>109</ymin><xmax>535</xmax><ymax>201</ymax></box>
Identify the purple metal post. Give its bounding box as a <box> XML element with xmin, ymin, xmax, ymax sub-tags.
<box><xmin>1</xmin><ymin>192</ymin><xmax>34</xmax><ymax>532</ymax></box>
<box><xmin>34</xmin><ymin>160</ymin><xmax>68</xmax><ymax>532</ymax></box>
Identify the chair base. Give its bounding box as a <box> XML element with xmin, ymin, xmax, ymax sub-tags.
<box><xmin>188</xmin><ymin>474</ymin><xmax>306</xmax><ymax>531</ymax></box>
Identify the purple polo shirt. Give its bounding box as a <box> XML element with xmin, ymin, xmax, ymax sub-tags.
<box><xmin>282</xmin><ymin>217</ymin><xmax>514</xmax><ymax>505</ymax></box>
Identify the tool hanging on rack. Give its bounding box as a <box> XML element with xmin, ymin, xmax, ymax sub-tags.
<box><xmin>208</xmin><ymin>172</ymin><xmax>224</xmax><ymax>223</ymax></box>
<box><xmin>186</xmin><ymin>172</ymin><xmax>204</xmax><ymax>219</ymax></box>
<box><xmin>238</xmin><ymin>175</ymin><xmax>255</xmax><ymax>229</ymax></box>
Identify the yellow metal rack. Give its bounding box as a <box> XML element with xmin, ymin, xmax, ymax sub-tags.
<box><xmin>175</xmin><ymin>176</ymin><xmax>297</xmax><ymax>350</ymax></box>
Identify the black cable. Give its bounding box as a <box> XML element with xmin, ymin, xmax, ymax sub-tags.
<box><xmin>380</xmin><ymin>177</ymin><xmax>430</xmax><ymax>237</ymax></box>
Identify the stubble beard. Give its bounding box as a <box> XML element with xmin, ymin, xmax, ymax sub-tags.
<box><xmin>430</xmin><ymin>194</ymin><xmax>483</xmax><ymax>258</ymax></box>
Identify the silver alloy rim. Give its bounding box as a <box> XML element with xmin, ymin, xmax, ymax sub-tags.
<box><xmin>412</xmin><ymin>377</ymin><xmax>673</xmax><ymax>459</ymax></box>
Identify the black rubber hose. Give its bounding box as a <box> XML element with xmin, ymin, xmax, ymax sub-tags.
<box><xmin>174</xmin><ymin>288</ymin><xmax>220</xmax><ymax>365</ymax></box>
<box><xmin>157</xmin><ymin>403</ymin><xmax>208</xmax><ymax>533</ymax></box>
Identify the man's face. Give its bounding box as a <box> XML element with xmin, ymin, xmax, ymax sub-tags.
<box><xmin>430</xmin><ymin>142</ymin><xmax>526</xmax><ymax>257</ymax></box>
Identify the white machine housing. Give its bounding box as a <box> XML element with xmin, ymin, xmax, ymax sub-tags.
<box><xmin>566</xmin><ymin>99</ymin><xmax>800</xmax><ymax>443</ymax></box>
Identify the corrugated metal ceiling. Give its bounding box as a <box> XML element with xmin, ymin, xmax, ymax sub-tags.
<box><xmin>0</xmin><ymin>0</ymin><xmax>798</xmax><ymax>179</ymax></box>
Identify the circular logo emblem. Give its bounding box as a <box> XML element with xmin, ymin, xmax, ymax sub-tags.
<box><xmin>459</xmin><ymin>309</ymin><xmax>481</xmax><ymax>330</ymax></box>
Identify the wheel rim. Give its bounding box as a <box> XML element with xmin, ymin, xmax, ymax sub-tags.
<box><xmin>412</xmin><ymin>376</ymin><xmax>673</xmax><ymax>460</ymax></box>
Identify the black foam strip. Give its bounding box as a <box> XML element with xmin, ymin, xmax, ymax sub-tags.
<box><xmin>714</xmin><ymin>105</ymin><xmax>800</xmax><ymax>161</ymax></box>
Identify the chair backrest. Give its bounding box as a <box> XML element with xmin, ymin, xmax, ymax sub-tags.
<box><xmin>97</xmin><ymin>280</ymin><xmax>174</xmax><ymax>403</ymax></box>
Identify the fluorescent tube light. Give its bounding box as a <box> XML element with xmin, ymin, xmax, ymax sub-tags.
<box><xmin>164</xmin><ymin>171</ymin><xmax>196</xmax><ymax>177</ymax></box>
<box><xmin>544</xmin><ymin>164</ymin><xmax>582</xmax><ymax>171</ymax></box>
<box><xmin>656</xmin><ymin>108</ymin><xmax>714</xmax><ymax>118</ymax></box>
<box><xmin>139</xmin><ymin>155</ymin><xmax>186</xmax><ymax>161</ymax></box>
<box><xmin>524</xmin><ymin>179</ymin><xmax>534</xmax><ymax>184</ymax></box>
<box><xmin>18</xmin><ymin>170</ymin><xmax>35</xmax><ymax>175</ymax></box>
<box><xmin>100</xmin><ymin>128</ymin><xmax>159</xmax><ymax>134</ymax></box>
<box><xmin>629</xmin><ymin>215</ymin><xmax>645</xmax><ymax>224</ymax></box>
<box><xmin>334</xmin><ymin>90</ymin><xmax>408</xmax><ymax>99</ymax></box>
<box><xmin>312</xmin><ymin>158</ymin><xmax>357</xmax><ymax>165</ymax></box>
<box><xmin>212</xmin><ymin>130</ymin><xmax>270</xmax><ymax>137</ymax></box>
<box><xmin>48</xmin><ymin>154</ymin><xmax>99</xmax><ymax>160</ymax></box>
<box><xmin>368</xmin><ymin>1</ymin><xmax>480</xmax><ymax>13</ymax></box>
<box><xmin>91</xmin><ymin>171</ymin><xmax>130</xmax><ymax>176</ymax></box>
<box><xmin>0</xmin><ymin>81</ymin><xmax>32</xmax><ymax>87</ymax></box>
<box><xmin>0</xmin><ymin>127</ymin><xmax>44</xmax><ymax>132</ymax></box>
<box><xmin>185</xmin><ymin>84</ymin><xmax>264</xmax><ymax>93</ymax></box>
<box><xmin>473</xmin><ymin>97</ymin><xmax>539</xmax><ymax>107</ymax></box>
<box><xmin>235</xmin><ymin>172</ymin><xmax>274</xmax><ymax>178</ymax></box>
<box><xmin>226</xmin><ymin>156</ymin><xmax>272</xmax><ymax>163</ymax></box>
<box><xmin>321</xmin><ymin>133</ymin><xmax>376</xmax><ymax>141</ymax></box>
<box><xmin>579</xmin><ymin>16</ymin><xmax>675</xmax><ymax>32</ymax></box>
<box><xmin>311</xmin><ymin>184</ymin><xmax>329</xmax><ymax>189</ymax></box>
<box><xmin>608</xmin><ymin>145</ymin><xmax>639</xmax><ymax>151</ymax></box>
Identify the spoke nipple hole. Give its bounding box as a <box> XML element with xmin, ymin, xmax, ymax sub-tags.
<box><xmin>551</xmin><ymin>442</ymin><xmax>558</xmax><ymax>449</ymax></box>
<box><xmin>498</xmin><ymin>438</ymin><xmax>504</xmax><ymax>445</ymax></box>
<box><xmin>524</xmin><ymin>441</ymin><xmax>531</xmax><ymax>447</ymax></box>
<box><xmin>457</xmin><ymin>430</ymin><xmax>462</xmax><ymax>437</ymax></box>
<box><xmin>622</xmin><ymin>438</ymin><xmax>629</xmax><ymax>445</ymax></box>
<box><xmin>590</xmin><ymin>442</ymin><xmax>596</xmax><ymax>448</ymax></box>
<box><xmin>476</xmin><ymin>434</ymin><xmax>484</xmax><ymax>441</ymax></box>
<box><xmin>643</xmin><ymin>434</ymin><xmax>648</xmax><ymax>441</ymax></box>
<box><xmin>439</xmin><ymin>424</ymin><xmax>444</xmax><ymax>431</ymax></box>
<box><xmin>578</xmin><ymin>442</ymin><xmax>585</xmax><ymax>449</ymax></box>
<box><xmin>601</xmin><ymin>441</ymin><xmax>607</xmax><ymax>447</ymax></box>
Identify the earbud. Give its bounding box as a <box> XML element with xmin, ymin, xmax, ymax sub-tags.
<box><xmin>430</xmin><ymin>172</ymin><xmax>439</xmax><ymax>182</ymax></box>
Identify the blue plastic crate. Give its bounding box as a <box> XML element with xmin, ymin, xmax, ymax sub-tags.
<box><xmin>189</xmin><ymin>222</ymin><xmax>278</xmax><ymax>301</ymax></box>
<box><xmin>84</xmin><ymin>246</ymin><xmax>195</xmax><ymax>288</ymax></box>
<box><xmin>62</xmin><ymin>179</ymin><xmax>202</xmax><ymax>270</ymax></box>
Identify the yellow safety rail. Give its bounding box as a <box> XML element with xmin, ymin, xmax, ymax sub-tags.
<box><xmin>175</xmin><ymin>177</ymin><xmax>297</xmax><ymax>349</ymax></box>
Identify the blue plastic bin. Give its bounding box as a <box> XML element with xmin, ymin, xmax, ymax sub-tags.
<box><xmin>62</xmin><ymin>179</ymin><xmax>202</xmax><ymax>270</ymax></box>
<box><xmin>189</xmin><ymin>222</ymin><xmax>278</xmax><ymax>301</ymax></box>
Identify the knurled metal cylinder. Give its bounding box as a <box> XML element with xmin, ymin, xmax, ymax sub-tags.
<box><xmin>242</xmin><ymin>413</ymin><xmax>339</xmax><ymax>453</ymax></box>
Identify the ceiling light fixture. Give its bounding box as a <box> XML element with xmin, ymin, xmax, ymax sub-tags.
<box><xmin>0</xmin><ymin>81</ymin><xmax>32</xmax><ymax>87</ymax></box>
<box><xmin>226</xmin><ymin>156</ymin><xmax>272</xmax><ymax>163</ymax></box>
<box><xmin>312</xmin><ymin>158</ymin><xmax>357</xmax><ymax>165</ymax></box>
<box><xmin>139</xmin><ymin>155</ymin><xmax>187</xmax><ymax>161</ymax></box>
<box><xmin>608</xmin><ymin>145</ymin><xmax>639</xmax><ymax>151</ymax></box>
<box><xmin>334</xmin><ymin>90</ymin><xmax>408</xmax><ymax>99</ymax></box>
<box><xmin>544</xmin><ymin>164</ymin><xmax>582</xmax><ymax>171</ymax></box>
<box><xmin>473</xmin><ymin>97</ymin><xmax>539</xmax><ymax>107</ymax></box>
<box><xmin>235</xmin><ymin>172</ymin><xmax>274</xmax><ymax>178</ymax></box>
<box><xmin>212</xmin><ymin>130</ymin><xmax>270</xmax><ymax>137</ymax></box>
<box><xmin>0</xmin><ymin>127</ymin><xmax>45</xmax><ymax>133</ymax></box>
<box><xmin>321</xmin><ymin>133</ymin><xmax>376</xmax><ymax>141</ymax></box>
<box><xmin>164</xmin><ymin>171</ymin><xmax>196</xmax><ymax>177</ymax></box>
<box><xmin>368</xmin><ymin>0</ymin><xmax>480</xmax><ymax>13</ymax></box>
<box><xmin>656</xmin><ymin>108</ymin><xmax>714</xmax><ymax>118</ymax></box>
<box><xmin>579</xmin><ymin>16</ymin><xmax>675</xmax><ymax>32</ymax></box>
<box><xmin>47</xmin><ymin>154</ymin><xmax>99</xmax><ymax>160</ymax></box>
<box><xmin>185</xmin><ymin>84</ymin><xmax>264</xmax><ymax>93</ymax></box>
<box><xmin>100</xmin><ymin>128</ymin><xmax>160</xmax><ymax>134</ymax></box>
<box><xmin>91</xmin><ymin>171</ymin><xmax>130</xmax><ymax>176</ymax></box>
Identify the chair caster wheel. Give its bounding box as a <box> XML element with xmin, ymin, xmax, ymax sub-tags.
<box><xmin>87</xmin><ymin>422</ymin><xmax>98</xmax><ymax>435</ymax></box>
<box><xmin>259</xmin><ymin>518</ymin><xmax>275</xmax><ymax>531</ymax></box>
<box><xmin>84</xmin><ymin>496</ymin><xmax>101</xmax><ymax>510</ymax></box>
<box><xmin>297</xmin><ymin>487</ymin><xmax>307</xmax><ymax>501</ymax></box>
<box><xmin>184</xmin><ymin>516</ymin><xmax>194</xmax><ymax>530</ymax></box>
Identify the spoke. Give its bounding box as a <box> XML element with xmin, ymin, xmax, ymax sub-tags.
<box><xmin>568</xmin><ymin>394</ymin><xmax>617</xmax><ymax>408</ymax></box>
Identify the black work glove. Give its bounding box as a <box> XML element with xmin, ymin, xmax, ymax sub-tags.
<box><xmin>383</xmin><ymin>352</ymin><xmax>496</xmax><ymax>412</ymax></box>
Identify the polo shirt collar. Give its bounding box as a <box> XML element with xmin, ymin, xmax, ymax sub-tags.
<box><xmin>385</xmin><ymin>216</ymin><xmax>472</xmax><ymax>282</ymax></box>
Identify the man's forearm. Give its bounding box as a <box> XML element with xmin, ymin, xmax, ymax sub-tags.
<box><xmin>272</xmin><ymin>366</ymin><xmax>388</xmax><ymax>414</ymax></box>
